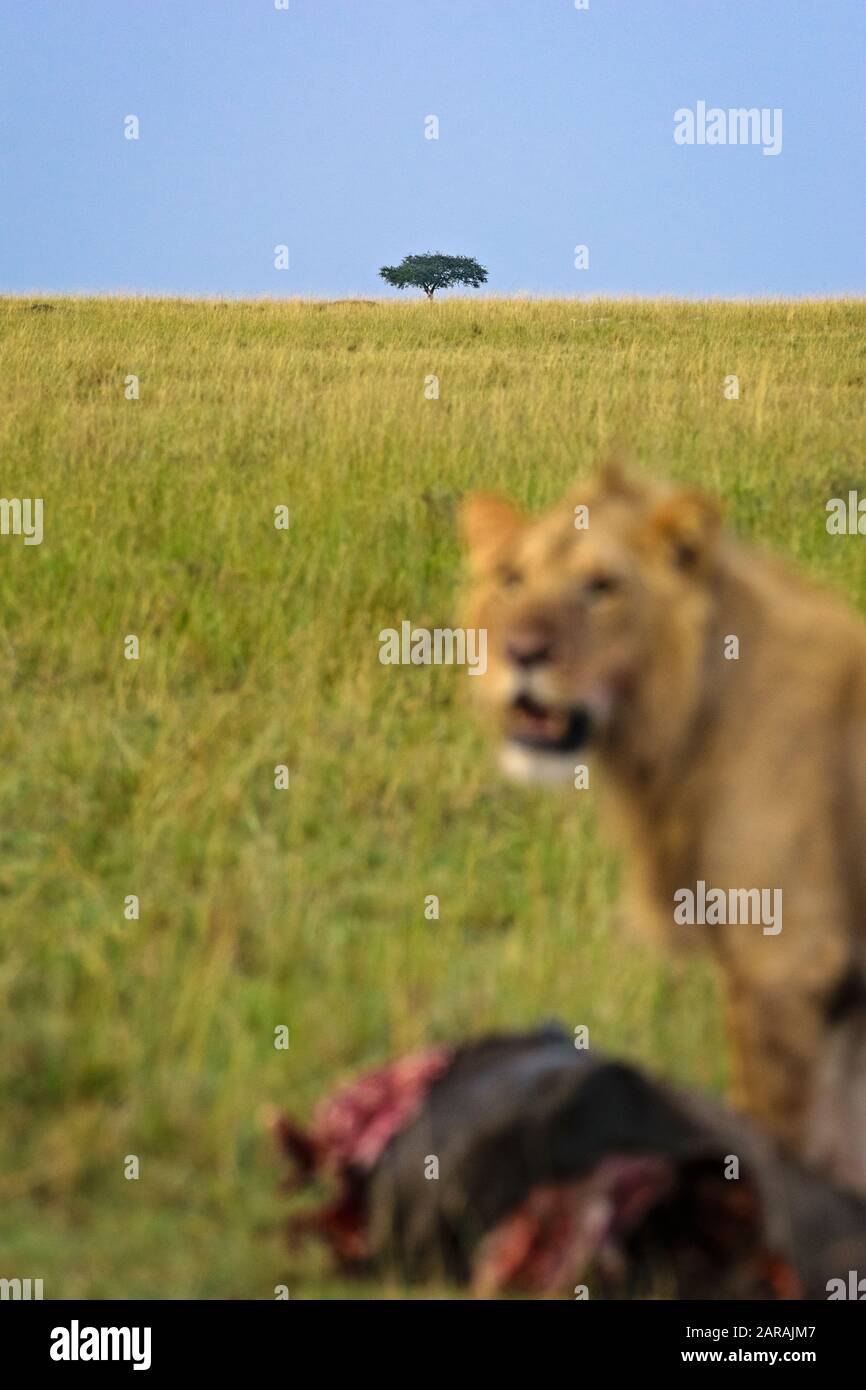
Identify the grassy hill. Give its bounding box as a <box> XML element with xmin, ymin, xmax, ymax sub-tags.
<box><xmin>1</xmin><ymin>295</ymin><xmax>864</xmax><ymax>1298</ymax></box>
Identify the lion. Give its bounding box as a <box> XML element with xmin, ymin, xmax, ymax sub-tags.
<box><xmin>460</xmin><ymin>463</ymin><xmax>866</xmax><ymax>1189</ymax></box>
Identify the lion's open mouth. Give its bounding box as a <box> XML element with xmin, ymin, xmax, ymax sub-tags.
<box><xmin>507</xmin><ymin>693</ymin><xmax>592</xmax><ymax>753</ymax></box>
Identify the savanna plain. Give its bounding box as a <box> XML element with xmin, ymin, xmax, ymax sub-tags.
<box><xmin>2</xmin><ymin>295</ymin><xmax>865</xmax><ymax>1297</ymax></box>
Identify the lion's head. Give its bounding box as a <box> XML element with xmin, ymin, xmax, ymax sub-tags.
<box><xmin>459</xmin><ymin>464</ymin><xmax>724</xmax><ymax>784</ymax></box>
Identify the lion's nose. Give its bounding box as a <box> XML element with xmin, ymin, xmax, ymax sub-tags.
<box><xmin>506</xmin><ymin>632</ymin><xmax>552</xmax><ymax>668</ymax></box>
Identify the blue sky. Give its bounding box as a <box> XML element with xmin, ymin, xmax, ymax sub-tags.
<box><xmin>1</xmin><ymin>0</ymin><xmax>863</xmax><ymax>298</ymax></box>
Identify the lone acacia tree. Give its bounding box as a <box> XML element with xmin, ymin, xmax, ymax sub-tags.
<box><xmin>379</xmin><ymin>252</ymin><xmax>488</xmax><ymax>301</ymax></box>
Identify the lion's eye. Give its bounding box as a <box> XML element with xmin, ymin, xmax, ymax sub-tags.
<box><xmin>585</xmin><ymin>573</ymin><xmax>619</xmax><ymax>598</ymax></box>
<box><xmin>498</xmin><ymin>565</ymin><xmax>522</xmax><ymax>588</ymax></box>
<box><xmin>674</xmin><ymin>542</ymin><xmax>698</xmax><ymax>570</ymax></box>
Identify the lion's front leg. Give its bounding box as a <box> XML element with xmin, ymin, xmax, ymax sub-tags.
<box><xmin>717</xmin><ymin>887</ymin><xmax>853</xmax><ymax>1165</ymax></box>
<box><xmin>722</xmin><ymin>981</ymin><xmax>824</xmax><ymax>1151</ymax></box>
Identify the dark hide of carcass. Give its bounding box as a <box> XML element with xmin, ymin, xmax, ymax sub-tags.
<box><xmin>274</xmin><ymin>1026</ymin><xmax>866</xmax><ymax>1298</ymax></box>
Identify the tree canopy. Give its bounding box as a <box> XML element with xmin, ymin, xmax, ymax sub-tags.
<box><xmin>378</xmin><ymin>253</ymin><xmax>488</xmax><ymax>300</ymax></box>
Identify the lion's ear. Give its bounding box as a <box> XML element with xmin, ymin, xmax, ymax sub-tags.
<box><xmin>459</xmin><ymin>493</ymin><xmax>523</xmax><ymax>571</ymax></box>
<box><xmin>597</xmin><ymin>454</ymin><xmax>640</xmax><ymax>498</ymax></box>
<box><xmin>647</xmin><ymin>487</ymin><xmax>722</xmax><ymax>574</ymax></box>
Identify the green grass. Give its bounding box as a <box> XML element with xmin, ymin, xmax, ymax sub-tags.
<box><xmin>1</xmin><ymin>295</ymin><xmax>865</xmax><ymax>1299</ymax></box>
